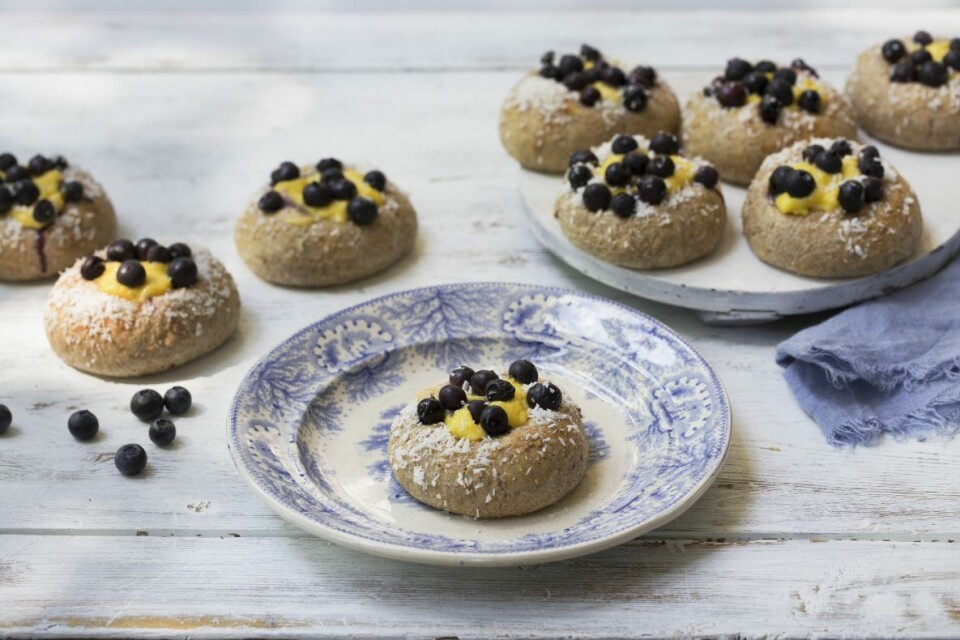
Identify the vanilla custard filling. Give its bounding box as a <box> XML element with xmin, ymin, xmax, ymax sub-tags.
<box><xmin>94</xmin><ymin>261</ymin><xmax>172</xmax><ymax>302</ymax></box>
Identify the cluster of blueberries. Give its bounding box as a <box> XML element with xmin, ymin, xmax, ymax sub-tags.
<box><xmin>416</xmin><ymin>360</ymin><xmax>563</xmax><ymax>437</ymax></box>
<box><xmin>769</xmin><ymin>139</ymin><xmax>885</xmax><ymax>214</ymax></box>
<box><xmin>538</xmin><ymin>44</ymin><xmax>657</xmax><ymax>112</ymax></box>
<box><xmin>706</xmin><ymin>58</ymin><xmax>822</xmax><ymax>124</ymax></box>
<box><xmin>258</xmin><ymin>158</ymin><xmax>387</xmax><ymax>226</ymax></box>
<box><xmin>0</xmin><ymin>386</ymin><xmax>192</xmax><ymax>477</ymax></box>
<box><xmin>80</xmin><ymin>238</ymin><xmax>198</xmax><ymax>289</ymax></box>
<box><xmin>566</xmin><ymin>132</ymin><xmax>719</xmax><ymax>217</ymax></box>
<box><xmin>883</xmin><ymin>30</ymin><xmax>960</xmax><ymax>87</ymax></box>
<box><xmin>0</xmin><ymin>153</ymin><xmax>85</xmax><ymax>227</ymax></box>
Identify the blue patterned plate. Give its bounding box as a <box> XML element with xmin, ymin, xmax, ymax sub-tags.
<box><xmin>227</xmin><ymin>283</ymin><xmax>731</xmax><ymax>566</ymax></box>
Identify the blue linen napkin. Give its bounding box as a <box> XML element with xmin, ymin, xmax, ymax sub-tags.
<box><xmin>776</xmin><ymin>258</ymin><xmax>960</xmax><ymax>446</ymax></box>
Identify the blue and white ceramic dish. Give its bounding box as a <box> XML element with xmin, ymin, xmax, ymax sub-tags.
<box><xmin>227</xmin><ymin>283</ymin><xmax>731</xmax><ymax>566</ymax></box>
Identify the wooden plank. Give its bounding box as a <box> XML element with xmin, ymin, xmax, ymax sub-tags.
<box><xmin>0</xmin><ymin>10</ymin><xmax>958</xmax><ymax>72</ymax></box>
<box><xmin>2</xmin><ymin>535</ymin><xmax>959</xmax><ymax>638</ymax></box>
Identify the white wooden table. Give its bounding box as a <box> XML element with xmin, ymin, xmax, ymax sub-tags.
<box><xmin>2</xmin><ymin>8</ymin><xmax>960</xmax><ymax>638</ymax></box>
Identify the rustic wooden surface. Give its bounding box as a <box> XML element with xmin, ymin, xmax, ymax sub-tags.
<box><xmin>1</xmin><ymin>8</ymin><xmax>959</xmax><ymax>638</ymax></box>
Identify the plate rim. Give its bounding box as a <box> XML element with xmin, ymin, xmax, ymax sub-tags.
<box><xmin>226</xmin><ymin>281</ymin><xmax>732</xmax><ymax>567</ymax></box>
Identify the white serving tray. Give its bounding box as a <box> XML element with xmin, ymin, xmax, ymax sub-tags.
<box><xmin>520</xmin><ymin>75</ymin><xmax>960</xmax><ymax>325</ymax></box>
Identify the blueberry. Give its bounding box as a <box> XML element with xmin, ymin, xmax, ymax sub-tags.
<box><xmin>859</xmin><ymin>145</ymin><xmax>879</xmax><ymax>161</ymax></box>
<box><xmin>785</xmin><ymin>170</ymin><xmax>816</xmax><ymax>198</ymax></box>
<box><xmin>773</xmin><ymin>67</ymin><xmax>797</xmax><ymax>85</ymax></box>
<box><xmin>742</xmin><ymin>71</ymin><xmax>769</xmax><ymax>94</ymax></box>
<box><xmin>600</xmin><ymin>66</ymin><xmax>626</xmax><ymax>87</ymax></box>
<box><xmin>769</xmin><ymin>166</ymin><xmax>794</xmax><ymax>195</ymax></box>
<box><xmin>329</xmin><ymin>178</ymin><xmax>357</xmax><ymax>201</ymax></box>
<box><xmin>724</xmin><ymin>57</ymin><xmax>753</xmax><ymax>81</ymax></box>
<box><xmin>0</xmin><ymin>404</ymin><xmax>10</xmax><ymax>435</ymax></box>
<box><xmin>568</xmin><ymin>150</ymin><xmax>598</xmax><ymax>167</ymax></box>
<box><xmin>583</xmin><ymin>69</ymin><xmax>602</xmax><ymax>87</ymax></box>
<box><xmin>604</xmin><ymin>162</ymin><xmax>630</xmax><ymax>187</ymax></box>
<box><xmin>485</xmin><ymin>379</ymin><xmax>516</xmax><ymax>402</ymax></box>
<box><xmin>582</xmin><ymin>183</ymin><xmax>612</xmax><ymax>212</ymax></box>
<box><xmin>579</xmin><ymin>86</ymin><xmax>600</xmax><ymax>107</ymax></box>
<box><xmin>715</xmin><ymin>81</ymin><xmax>747</xmax><ymax>108</ymax></box>
<box><xmin>540</xmin><ymin>51</ymin><xmax>554</xmax><ymax>66</ymax></box>
<box><xmin>163</xmin><ymin>386</ymin><xmax>192</xmax><ymax>415</ymax></box>
<box><xmin>694</xmin><ymin>165</ymin><xmax>719</xmax><ymax>189</ymax></box>
<box><xmin>758</xmin><ymin>95</ymin><xmax>782</xmax><ymax>124</ymax></box>
<box><xmin>797</xmin><ymin>90</ymin><xmax>821</xmax><ymax>114</ymax></box>
<box><xmin>363</xmin><ymin>170</ymin><xmax>386</xmax><ymax>191</ymax></box>
<box><xmin>567</xmin><ymin>164</ymin><xmax>593</xmax><ymax>189</ymax></box>
<box><xmin>755</xmin><ymin>60</ymin><xmax>777</xmax><ymax>73</ymax></box>
<box><xmin>802</xmin><ymin>144</ymin><xmax>825</xmax><ymax>163</ymax></box>
<box><xmin>830</xmin><ymin>140</ymin><xmax>853</xmax><ymax>157</ymax></box>
<box><xmin>134</xmin><ymin>238</ymin><xmax>156</xmax><ymax>260</ymax></box>
<box><xmin>416</xmin><ymin>398</ymin><xmax>445</xmax><ymax>425</ymax></box>
<box><xmin>479</xmin><ymin>405</ymin><xmax>510</xmax><ymax>436</ymax></box>
<box><xmin>882</xmin><ymin>39</ymin><xmax>907</xmax><ymax>63</ymax></box>
<box><xmin>321</xmin><ymin>168</ymin><xmax>344</xmax><ymax>183</ymax></box>
<box><xmin>52</xmin><ymin>155</ymin><xmax>68</xmax><ymax>169</ymax></box>
<box><xmin>919</xmin><ymin>61</ymin><xmax>948</xmax><ymax>87</ymax></box>
<box><xmin>106</xmin><ymin>239</ymin><xmax>135</xmax><ymax>262</ymax></box>
<box><xmin>814</xmin><ymin>151</ymin><xmax>842</xmax><ymax>174</ymax></box>
<box><xmin>168</xmin><ymin>257</ymin><xmax>198</xmax><ymax>288</ymax></box>
<box><xmin>32</xmin><ymin>200</ymin><xmax>55</xmax><ymax>226</ymax></box>
<box><xmin>168</xmin><ymin>242</ymin><xmax>191</xmax><ymax>259</ymax></box>
<box><xmin>316</xmin><ymin>158</ymin><xmax>342</xmax><ymax>173</ymax></box>
<box><xmin>449</xmin><ymin>366</ymin><xmax>475</xmax><ymax>389</ymax></box>
<box><xmin>61</xmin><ymin>180</ymin><xmax>84</xmax><ymax>202</ymax></box>
<box><xmin>272</xmin><ymin>161</ymin><xmax>299</xmax><ymax>184</ymax></box>
<box><xmin>558</xmin><ymin>54</ymin><xmax>584</xmax><ymax>76</ymax></box>
<box><xmin>791</xmin><ymin>58</ymin><xmax>818</xmax><ymax>77</ymax></box>
<box><xmin>469</xmin><ymin>370</ymin><xmax>499</xmax><ymax>396</ymax></box>
<box><xmin>612</xmin><ymin>135</ymin><xmax>639</xmax><ymax>154</ymax></box>
<box><xmin>628</xmin><ymin>65</ymin><xmax>656</xmax><ymax>88</ymax></box>
<box><xmin>636</xmin><ymin>175</ymin><xmax>667</xmax><ymax>205</ymax></box>
<box><xmin>890</xmin><ymin>61</ymin><xmax>917</xmax><ymax>83</ymax></box>
<box><xmin>68</xmin><ymin>410</ymin><xmax>99</xmax><ymax>441</ymax></box>
<box><xmin>257</xmin><ymin>190</ymin><xmax>283</xmax><ymax>212</ymax></box>
<box><xmin>467</xmin><ymin>400</ymin><xmax>487</xmax><ymax>424</ymax></box>
<box><xmin>28</xmin><ymin>154</ymin><xmax>53</xmax><ymax>176</ymax></box>
<box><xmin>610</xmin><ymin>193</ymin><xmax>636</xmax><ymax>218</ymax></box>
<box><xmin>508</xmin><ymin>359</ymin><xmax>538</xmax><ymax>384</ymax></box>
<box><xmin>347</xmin><ymin>197</ymin><xmax>378</xmax><ymax>226</ymax></box>
<box><xmin>650</xmin><ymin>132</ymin><xmax>679</xmax><ymax>155</ymax></box>
<box><xmin>952</xmin><ymin>38</ymin><xmax>960</xmax><ymax>52</ymax></box>
<box><xmin>562</xmin><ymin>71</ymin><xmax>588</xmax><ymax>92</ymax></box>
<box><xmin>622</xmin><ymin>152</ymin><xmax>649</xmax><ymax>175</ymax></box>
<box><xmin>116</xmin><ymin>260</ymin><xmax>146</xmax><ymax>287</ymax></box>
<box><xmin>438</xmin><ymin>384</ymin><xmax>467</xmax><ymax>411</ymax></box>
<box><xmin>859</xmin><ymin>158</ymin><xmax>885</xmax><ymax>179</ymax></box>
<box><xmin>5</xmin><ymin>165</ymin><xmax>28</xmax><ymax>182</ymax></box>
<box><xmin>303</xmin><ymin>181</ymin><xmax>333</xmax><ymax>207</ymax></box>
<box><xmin>527</xmin><ymin>382</ymin><xmax>563</xmax><ymax>410</ymax></box>
<box><xmin>114</xmin><ymin>444</ymin><xmax>147</xmax><ymax>476</ymax></box>
<box><xmin>580</xmin><ymin>43</ymin><xmax>601</xmax><ymax>61</ymax></box>
<box><xmin>863</xmin><ymin>176</ymin><xmax>885</xmax><ymax>202</ymax></box>
<box><xmin>648</xmin><ymin>155</ymin><xmax>675</xmax><ymax>178</ymax></box>
<box><xmin>80</xmin><ymin>255</ymin><xmax>104</xmax><ymax>280</ymax></box>
<box><xmin>130</xmin><ymin>389</ymin><xmax>163</xmax><ymax>422</ymax></box>
<box><xmin>765</xmin><ymin>79</ymin><xmax>794</xmax><ymax>106</ymax></box>
<box><xmin>622</xmin><ymin>85</ymin><xmax>648</xmax><ymax>112</ymax></box>
<box><xmin>0</xmin><ymin>153</ymin><xmax>16</xmax><ymax>171</ymax></box>
<box><xmin>911</xmin><ymin>49</ymin><xmax>932</xmax><ymax>66</ymax></box>
<box><xmin>944</xmin><ymin>50</ymin><xmax>960</xmax><ymax>71</ymax></box>
<box><xmin>914</xmin><ymin>30</ymin><xmax>933</xmax><ymax>46</ymax></box>
<box><xmin>838</xmin><ymin>180</ymin><xmax>865</xmax><ymax>214</ymax></box>
<box><xmin>146</xmin><ymin>244</ymin><xmax>172</xmax><ymax>263</ymax></box>
<box><xmin>149</xmin><ymin>418</ymin><xmax>177</xmax><ymax>447</ymax></box>
<box><xmin>539</xmin><ymin>64</ymin><xmax>561</xmax><ymax>80</ymax></box>
<box><xmin>13</xmin><ymin>181</ymin><xmax>39</xmax><ymax>206</ymax></box>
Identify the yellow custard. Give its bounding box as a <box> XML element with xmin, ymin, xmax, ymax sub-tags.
<box><xmin>418</xmin><ymin>378</ymin><xmax>530</xmax><ymax>442</ymax></box>
<box><xmin>774</xmin><ymin>155</ymin><xmax>861</xmax><ymax>216</ymax></box>
<box><xmin>4</xmin><ymin>169</ymin><xmax>66</xmax><ymax>230</ymax></box>
<box><xmin>596</xmin><ymin>153</ymin><xmax>694</xmax><ymax>195</ymax></box>
<box><xmin>274</xmin><ymin>169</ymin><xmax>384</xmax><ymax>227</ymax></box>
<box><xmin>94</xmin><ymin>261</ymin><xmax>172</xmax><ymax>302</ymax></box>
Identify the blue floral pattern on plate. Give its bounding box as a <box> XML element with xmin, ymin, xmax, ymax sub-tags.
<box><xmin>228</xmin><ymin>283</ymin><xmax>731</xmax><ymax>566</ymax></box>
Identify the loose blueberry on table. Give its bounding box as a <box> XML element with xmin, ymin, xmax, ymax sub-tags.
<box><xmin>149</xmin><ymin>418</ymin><xmax>177</xmax><ymax>447</ymax></box>
<box><xmin>131</xmin><ymin>389</ymin><xmax>165</xmax><ymax>422</ymax></box>
<box><xmin>0</xmin><ymin>404</ymin><xmax>11</xmax><ymax>435</ymax></box>
<box><xmin>114</xmin><ymin>444</ymin><xmax>148</xmax><ymax>476</ymax></box>
<box><xmin>538</xmin><ymin>43</ymin><xmax>657</xmax><ymax>112</ymax></box>
<box><xmin>67</xmin><ymin>409</ymin><xmax>99</xmax><ymax>441</ymax></box>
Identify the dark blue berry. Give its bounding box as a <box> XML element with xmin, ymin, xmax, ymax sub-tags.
<box><xmin>944</xmin><ymin>50</ymin><xmax>960</xmax><ymax>71</ymax></box>
<box><xmin>755</xmin><ymin>60</ymin><xmax>777</xmax><ymax>73</ymax></box>
<box><xmin>508</xmin><ymin>359</ymin><xmax>538</xmax><ymax>384</ymax></box>
<box><xmin>838</xmin><ymin>180</ymin><xmax>865</xmax><ymax>214</ymax></box>
<box><xmin>773</xmin><ymin>67</ymin><xmax>797</xmax><ymax>85</ymax></box>
<box><xmin>329</xmin><ymin>178</ymin><xmax>357</xmax><ymax>201</ymax></box>
<box><xmin>604</xmin><ymin>162</ymin><xmax>629</xmax><ymax>187</ymax></box>
<box><xmin>106</xmin><ymin>239</ymin><xmax>134</xmax><ymax>262</ymax></box>
<box><xmin>438</xmin><ymin>384</ymin><xmax>467</xmax><ymax>411</ymax></box>
<box><xmin>13</xmin><ymin>181</ymin><xmax>39</xmax><ymax>206</ymax></box>
<box><xmin>316</xmin><ymin>158</ymin><xmax>342</xmax><ymax>172</ymax></box>
<box><xmin>558</xmin><ymin>54</ymin><xmax>583</xmax><ymax>76</ymax></box>
<box><xmin>577</xmin><ymin>85</ymin><xmax>599</xmax><ymax>108</ymax></box>
<box><xmin>272</xmin><ymin>161</ymin><xmax>299</xmax><ymax>184</ymax></box>
<box><xmin>114</xmin><ymin>444</ymin><xmax>147</xmax><ymax>476</ymax></box>
<box><xmin>952</xmin><ymin>38</ymin><xmax>960</xmax><ymax>52</ymax></box>
<box><xmin>163</xmin><ymin>386</ymin><xmax>192</xmax><ymax>415</ymax></box>
<box><xmin>785</xmin><ymin>170</ymin><xmax>816</xmax><ymax>198</ymax></box>
<box><xmin>637</xmin><ymin>175</ymin><xmax>667</xmax><ymax>205</ymax></box>
<box><xmin>417</xmin><ymin>398</ymin><xmax>445</xmax><ymax>425</ymax></box>
<box><xmin>582</xmin><ymin>183</ymin><xmax>611</xmax><ymax>211</ymax></box>
<box><xmin>716</xmin><ymin>81</ymin><xmax>747</xmax><ymax>107</ymax></box>
<box><xmin>911</xmin><ymin>49</ymin><xmax>932</xmax><ymax>66</ymax></box>
<box><xmin>567</xmin><ymin>164</ymin><xmax>593</xmax><ymax>189</ymax></box>
<box><xmin>724</xmin><ymin>58</ymin><xmax>753</xmax><ymax>81</ymax></box>
<box><xmin>449</xmin><ymin>366</ymin><xmax>475</xmax><ymax>389</ymax></box>
<box><xmin>612</xmin><ymin>135</ymin><xmax>639</xmax><ymax>154</ymax></box>
<box><xmin>32</xmin><ymin>200</ymin><xmax>55</xmax><ymax>226</ymax></box>
<box><xmin>890</xmin><ymin>61</ymin><xmax>917</xmax><ymax>83</ymax></box>
<box><xmin>168</xmin><ymin>243</ymin><xmax>191</xmax><ymax>259</ymax></box>
<box><xmin>363</xmin><ymin>170</ymin><xmax>386</xmax><ymax>191</ymax></box>
<box><xmin>622</xmin><ymin>152</ymin><xmax>649</xmax><ymax>175</ymax></box>
<box><xmin>117</xmin><ymin>260</ymin><xmax>146</xmax><ymax>287</ymax></box>
<box><xmin>650</xmin><ymin>132</ymin><xmax>679</xmax><ymax>155</ymax></box>
<box><xmin>610</xmin><ymin>193</ymin><xmax>636</xmax><ymax>218</ymax></box>
<box><xmin>28</xmin><ymin>154</ymin><xmax>53</xmax><ymax>176</ymax></box>
<box><xmin>469</xmin><ymin>370</ymin><xmax>499</xmax><ymax>396</ymax></box>
<box><xmin>149</xmin><ymin>418</ymin><xmax>177</xmax><ymax>447</ymax></box>
<box><xmin>146</xmin><ymin>244</ymin><xmax>172</xmax><ymax>263</ymax></box>
<box><xmin>797</xmin><ymin>90</ymin><xmax>821</xmax><ymax>114</ymax></box>
<box><xmin>863</xmin><ymin>177</ymin><xmax>885</xmax><ymax>202</ymax></box>
<box><xmin>5</xmin><ymin>165</ymin><xmax>28</xmax><ymax>183</ymax></box>
<box><xmin>580</xmin><ymin>44</ymin><xmax>601</xmax><ymax>61</ymax></box>
<box><xmin>758</xmin><ymin>95</ymin><xmax>782</xmax><ymax>124</ymax></box>
<box><xmin>648</xmin><ymin>155</ymin><xmax>675</xmax><ymax>178</ymax></box>
<box><xmin>347</xmin><ymin>197</ymin><xmax>378</xmax><ymax>226</ymax></box>
<box><xmin>803</xmin><ymin>144</ymin><xmax>825</xmax><ymax>163</ymax></box>
<box><xmin>80</xmin><ymin>255</ymin><xmax>104</xmax><ymax>280</ymax></box>
<box><xmin>303</xmin><ymin>182</ymin><xmax>333</xmax><ymax>207</ymax></box>
<box><xmin>769</xmin><ymin>166</ymin><xmax>794</xmax><ymax>195</ymax></box>
<box><xmin>485</xmin><ymin>379</ymin><xmax>516</xmax><ymax>402</ymax></box>
<box><xmin>131</xmin><ymin>389</ymin><xmax>164</xmax><ymax>422</ymax></box>
<box><xmin>167</xmin><ymin>257</ymin><xmax>198</xmax><ymax>288</ymax></box>
<box><xmin>0</xmin><ymin>153</ymin><xmax>16</xmax><ymax>171</ymax></box>
<box><xmin>765</xmin><ymin>79</ymin><xmax>794</xmax><ymax>106</ymax></box>
<box><xmin>527</xmin><ymin>382</ymin><xmax>563</xmax><ymax>410</ymax></box>
<box><xmin>600</xmin><ymin>66</ymin><xmax>626</xmax><ymax>86</ymax></box>
<box><xmin>61</xmin><ymin>180</ymin><xmax>84</xmax><ymax>202</ymax></box>
<box><xmin>68</xmin><ymin>410</ymin><xmax>99</xmax><ymax>441</ymax></box>
<box><xmin>791</xmin><ymin>58</ymin><xmax>818</xmax><ymax>77</ymax></box>
<box><xmin>479</xmin><ymin>405</ymin><xmax>509</xmax><ymax>436</ymax></box>
<box><xmin>882</xmin><ymin>39</ymin><xmax>906</xmax><ymax>63</ymax></box>
<box><xmin>539</xmin><ymin>64</ymin><xmax>561</xmax><ymax>80</ymax></box>
<box><xmin>919</xmin><ymin>61</ymin><xmax>948</xmax><ymax>87</ymax></box>
<box><xmin>568</xmin><ymin>150</ymin><xmax>598</xmax><ymax>167</ymax></box>
<box><xmin>694</xmin><ymin>166</ymin><xmax>719</xmax><ymax>189</ymax></box>
<box><xmin>320</xmin><ymin>168</ymin><xmax>344</xmax><ymax>183</ymax></box>
<box><xmin>467</xmin><ymin>400</ymin><xmax>487</xmax><ymax>423</ymax></box>
<box><xmin>0</xmin><ymin>404</ymin><xmax>11</xmax><ymax>435</ymax></box>
<box><xmin>540</xmin><ymin>51</ymin><xmax>554</xmax><ymax>66</ymax></box>
<box><xmin>563</xmin><ymin>72</ymin><xmax>588</xmax><ymax>91</ymax></box>
<box><xmin>830</xmin><ymin>140</ymin><xmax>853</xmax><ymax>157</ymax></box>
<box><xmin>0</xmin><ymin>187</ymin><xmax>10</xmax><ymax>213</ymax></box>
<box><xmin>622</xmin><ymin>85</ymin><xmax>648</xmax><ymax>112</ymax></box>
<box><xmin>859</xmin><ymin>158</ymin><xmax>885</xmax><ymax>179</ymax></box>
<box><xmin>742</xmin><ymin>71</ymin><xmax>768</xmax><ymax>94</ymax></box>
<box><xmin>259</xmin><ymin>190</ymin><xmax>283</xmax><ymax>212</ymax></box>
<box><xmin>135</xmin><ymin>238</ymin><xmax>157</xmax><ymax>260</ymax></box>
<box><xmin>914</xmin><ymin>30</ymin><xmax>933</xmax><ymax>46</ymax></box>
<box><xmin>815</xmin><ymin>151</ymin><xmax>842</xmax><ymax>174</ymax></box>
<box><xmin>628</xmin><ymin>66</ymin><xmax>656</xmax><ymax>88</ymax></box>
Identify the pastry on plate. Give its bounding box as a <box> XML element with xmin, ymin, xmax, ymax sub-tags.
<box><xmin>846</xmin><ymin>30</ymin><xmax>960</xmax><ymax>150</ymax></box>
<box><xmin>388</xmin><ymin>360</ymin><xmax>589</xmax><ymax>518</ymax></box>
<box><xmin>554</xmin><ymin>132</ymin><xmax>726</xmax><ymax>269</ymax></box>
<box><xmin>742</xmin><ymin>138</ymin><xmax>922</xmax><ymax>278</ymax></box>
<box><xmin>499</xmin><ymin>43</ymin><xmax>680</xmax><ymax>173</ymax></box>
<box><xmin>44</xmin><ymin>238</ymin><xmax>240</xmax><ymax>377</ymax></box>
<box><xmin>682</xmin><ymin>58</ymin><xmax>859</xmax><ymax>185</ymax></box>
<box><xmin>0</xmin><ymin>153</ymin><xmax>115</xmax><ymax>281</ymax></box>
<box><xmin>235</xmin><ymin>158</ymin><xmax>417</xmax><ymax>287</ymax></box>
